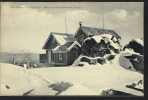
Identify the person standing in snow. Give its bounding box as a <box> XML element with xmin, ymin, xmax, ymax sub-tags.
<box><xmin>23</xmin><ymin>64</ymin><xmax>27</xmax><ymax>69</ymax></box>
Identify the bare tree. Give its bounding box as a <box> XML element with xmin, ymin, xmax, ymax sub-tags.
<box><xmin>7</xmin><ymin>50</ymin><xmax>33</xmax><ymax>67</ymax></box>
<box><xmin>7</xmin><ymin>51</ymin><xmax>21</xmax><ymax>64</ymax></box>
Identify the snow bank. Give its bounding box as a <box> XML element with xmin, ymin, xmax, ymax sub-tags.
<box><xmin>29</xmin><ymin>61</ymin><xmax>143</xmax><ymax>96</ymax></box>
<box><xmin>72</xmin><ymin>47</ymin><xmax>142</xmax><ymax>74</ymax></box>
<box><xmin>71</xmin><ymin>54</ymin><xmax>107</xmax><ymax>66</ymax></box>
<box><xmin>59</xmin><ymin>83</ymin><xmax>99</xmax><ymax>95</ymax></box>
<box><xmin>0</xmin><ymin>63</ymin><xmax>53</xmax><ymax>96</ymax></box>
<box><xmin>23</xmin><ymin>86</ymin><xmax>58</xmax><ymax>96</ymax></box>
<box><xmin>72</xmin><ymin>54</ymin><xmax>83</xmax><ymax>66</ymax></box>
<box><xmin>111</xmin><ymin>51</ymin><xmax>138</xmax><ymax>72</ymax></box>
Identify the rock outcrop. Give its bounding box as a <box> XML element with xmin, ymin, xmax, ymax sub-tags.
<box><xmin>82</xmin><ymin>34</ymin><xmax>121</xmax><ymax>58</ymax></box>
<box><xmin>123</xmin><ymin>39</ymin><xmax>144</xmax><ymax>74</ymax></box>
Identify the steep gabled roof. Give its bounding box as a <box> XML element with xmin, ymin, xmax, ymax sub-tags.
<box><xmin>67</xmin><ymin>41</ymin><xmax>81</xmax><ymax>51</ymax></box>
<box><xmin>42</xmin><ymin>32</ymin><xmax>74</xmax><ymax>49</ymax></box>
<box><xmin>52</xmin><ymin>41</ymin><xmax>81</xmax><ymax>52</ymax></box>
<box><xmin>74</xmin><ymin>26</ymin><xmax>121</xmax><ymax>39</ymax></box>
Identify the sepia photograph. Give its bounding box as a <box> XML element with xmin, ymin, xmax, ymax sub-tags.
<box><xmin>0</xmin><ymin>2</ymin><xmax>144</xmax><ymax>96</ymax></box>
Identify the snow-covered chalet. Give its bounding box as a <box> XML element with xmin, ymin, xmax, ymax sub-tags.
<box><xmin>40</xmin><ymin>23</ymin><xmax>121</xmax><ymax>66</ymax></box>
<box><xmin>40</xmin><ymin>32</ymin><xmax>82</xmax><ymax>66</ymax></box>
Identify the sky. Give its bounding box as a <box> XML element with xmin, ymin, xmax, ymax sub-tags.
<box><xmin>1</xmin><ymin>2</ymin><xmax>143</xmax><ymax>53</ymax></box>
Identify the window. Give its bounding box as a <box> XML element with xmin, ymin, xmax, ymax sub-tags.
<box><xmin>73</xmin><ymin>51</ymin><xmax>77</xmax><ymax>59</ymax></box>
<box><xmin>59</xmin><ymin>53</ymin><xmax>62</xmax><ymax>60</ymax></box>
<box><xmin>80</xmin><ymin>35</ymin><xmax>84</xmax><ymax>41</ymax></box>
<box><xmin>51</xmin><ymin>53</ymin><xmax>54</xmax><ymax>62</ymax></box>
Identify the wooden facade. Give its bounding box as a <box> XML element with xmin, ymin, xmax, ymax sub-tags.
<box><xmin>41</xmin><ymin>26</ymin><xmax>121</xmax><ymax>66</ymax></box>
<box><xmin>44</xmin><ymin>35</ymin><xmax>58</xmax><ymax>49</ymax></box>
<box><xmin>74</xmin><ymin>29</ymin><xmax>88</xmax><ymax>45</ymax></box>
<box><xmin>39</xmin><ymin>54</ymin><xmax>47</xmax><ymax>63</ymax></box>
<box><xmin>67</xmin><ymin>46</ymin><xmax>82</xmax><ymax>65</ymax></box>
<box><xmin>51</xmin><ymin>52</ymin><xmax>67</xmax><ymax>65</ymax></box>
<box><xmin>50</xmin><ymin>45</ymin><xmax>82</xmax><ymax>66</ymax></box>
<box><xmin>42</xmin><ymin>32</ymin><xmax>82</xmax><ymax>66</ymax></box>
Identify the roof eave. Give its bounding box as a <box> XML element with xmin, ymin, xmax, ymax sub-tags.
<box><xmin>42</xmin><ymin>33</ymin><xmax>52</xmax><ymax>49</ymax></box>
<box><xmin>74</xmin><ymin>26</ymin><xmax>80</xmax><ymax>38</ymax></box>
<box><xmin>42</xmin><ymin>32</ymin><xmax>62</xmax><ymax>49</ymax></box>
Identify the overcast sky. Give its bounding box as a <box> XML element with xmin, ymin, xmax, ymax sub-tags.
<box><xmin>1</xmin><ymin>2</ymin><xmax>143</xmax><ymax>53</ymax></box>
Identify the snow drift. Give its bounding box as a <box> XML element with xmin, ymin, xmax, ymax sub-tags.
<box><xmin>59</xmin><ymin>83</ymin><xmax>99</xmax><ymax>95</ymax></box>
<box><xmin>0</xmin><ymin>63</ymin><xmax>57</xmax><ymax>96</ymax></box>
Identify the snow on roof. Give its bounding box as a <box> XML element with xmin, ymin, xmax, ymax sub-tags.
<box><xmin>60</xmin><ymin>42</ymin><xmax>74</xmax><ymax>50</ymax></box>
<box><xmin>131</xmin><ymin>39</ymin><xmax>143</xmax><ymax>46</ymax></box>
<box><xmin>52</xmin><ymin>34</ymin><xmax>67</xmax><ymax>46</ymax></box>
<box><xmin>52</xmin><ymin>46</ymin><xmax>61</xmax><ymax>51</ymax></box>
<box><xmin>52</xmin><ymin>41</ymin><xmax>81</xmax><ymax>52</ymax></box>
<box><xmin>64</xmin><ymin>38</ymin><xmax>75</xmax><ymax>42</ymax></box>
<box><xmin>42</xmin><ymin>32</ymin><xmax>75</xmax><ymax>49</ymax></box>
<box><xmin>51</xmin><ymin>32</ymin><xmax>74</xmax><ymax>38</ymax></box>
<box><xmin>67</xmin><ymin>41</ymin><xmax>81</xmax><ymax>51</ymax></box>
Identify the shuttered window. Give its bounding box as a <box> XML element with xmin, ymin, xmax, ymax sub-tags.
<box><xmin>59</xmin><ymin>53</ymin><xmax>62</xmax><ymax>60</ymax></box>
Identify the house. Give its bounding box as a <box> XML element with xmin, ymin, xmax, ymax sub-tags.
<box><xmin>74</xmin><ymin>23</ymin><xmax>121</xmax><ymax>45</ymax></box>
<box><xmin>40</xmin><ymin>23</ymin><xmax>121</xmax><ymax>66</ymax></box>
<box><xmin>41</xmin><ymin>32</ymin><xmax>82</xmax><ymax>66</ymax></box>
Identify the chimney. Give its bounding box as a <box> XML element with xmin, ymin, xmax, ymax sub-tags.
<box><xmin>79</xmin><ymin>22</ymin><xmax>82</xmax><ymax>38</ymax></box>
<box><xmin>79</xmin><ymin>22</ymin><xmax>82</xmax><ymax>27</ymax></box>
<box><xmin>79</xmin><ymin>22</ymin><xmax>82</xmax><ymax>34</ymax></box>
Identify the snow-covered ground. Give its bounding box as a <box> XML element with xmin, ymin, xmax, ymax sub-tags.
<box><xmin>29</xmin><ymin>62</ymin><xmax>143</xmax><ymax>95</ymax></box>
<box><xmin>0</xmin><ymin>51</ymin><xmax>143</xmax><ymax>96</ymax></box>
<box><xmin>0</xmin><ymin>63</ymin><xmax>57</xmax><ymax>96</ymax></box>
